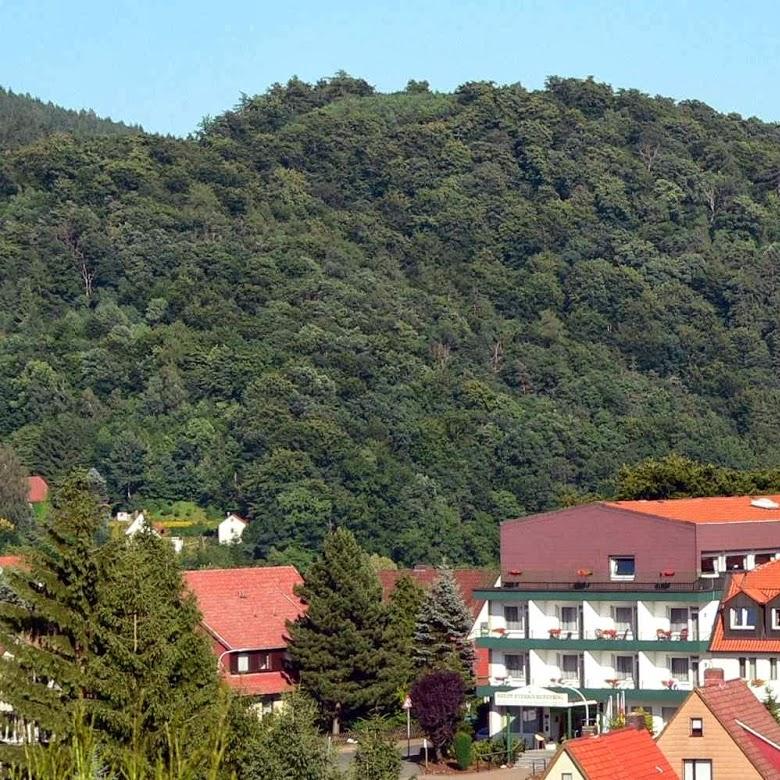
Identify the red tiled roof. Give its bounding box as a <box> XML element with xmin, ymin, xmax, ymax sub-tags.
<box><xmin>377</xmin><ymin>567</ymin><xmax>497</xmax><ymax>619</ymax></box>
<box><xmin>606</xmin><ymin>495</ymin><xmax>780</xmax><ymax>524</ymax></box>
<box><xmin>697</xmin><ymin>678</ymin><xmax>780</xmax><ymax>778</ymax></box>
<box><xmin>183</xmin><ymin>566</ymin><xmax>304</xmax><ymax>650</ymax></box>
<box><xmin>223</xmin><ymin>514</ymin><xmax>248</xmax><ymax>526</ymax></box>
<box><xmin>711</xmin><ymin>561</ymin><xmax>780</xmax><ymax>652</ymax></box>
<box><xmin>0</xmin><ymin>556</ymin><xmax>22</xmax><ymax>569</ymax></box>
<box><xmin>552</xmin><ymin>728</ymin><xmax>675</xmax><ymax>779</ymax></box>
<box><xmin>223</xmin><ymin>671</ymin><xmax>293</xmax><ymax>696</ymax></box>
<box><xmin>26</xmin><ymin>476</ymin><xmax>48</xmax><ymax>504</ymax></box>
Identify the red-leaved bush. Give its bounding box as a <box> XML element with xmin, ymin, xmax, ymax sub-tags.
<box><xmin>411</xmin><ymin>670</ymin><xmax>465</xmax><ymax>759</ymax></box>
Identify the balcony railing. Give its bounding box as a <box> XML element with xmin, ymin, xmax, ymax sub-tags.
<box><xmin>486</xmin><ymin>628</ymin><xmax>700</xmax><ymax>643</ymax></box>
<box><xmin>486</xmin><ymin>574</ymin><xmax>726</xmax><ymax>593</ymax></box>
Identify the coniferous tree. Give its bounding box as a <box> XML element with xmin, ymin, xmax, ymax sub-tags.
<box><xmin>86</xmin><ymin>529</ymin><xmax>221</xmax><ymax>759</ymax></box>
<box><xmin>0</xmin><ymin>470</ymin><xmax>105</xmax><ymax>744</ymax></box>
<box><xmin>380</xmin><ymin>574</ymin><xmax>425</xmax><ymax>700</ymax></box>
<box><xmin>413</xmin><ymin>568</ymin><xmax>475</xmax><ymax>680</ymax></box>
<box><xmin>287</xmin><ymin>527</ymin><xmax>387</xmax><ymax>734</ymax></box>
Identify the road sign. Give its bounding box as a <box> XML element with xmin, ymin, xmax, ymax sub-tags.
<box><xmin>402</xmin><ymin>696</ymin><xmax>412</xmax><ymax>710</ymax></box>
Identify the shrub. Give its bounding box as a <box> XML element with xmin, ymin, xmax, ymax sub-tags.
<box><xmin>453</xmin><ymin>732</ymin><xmax>472</xmax><ymax>770</ymax></box>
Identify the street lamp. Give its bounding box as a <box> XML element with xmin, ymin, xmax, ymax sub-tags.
<box><xmin>551</xmin><ymin>679</ymin><xmax>590</xmax><ymax>736</ymax></box>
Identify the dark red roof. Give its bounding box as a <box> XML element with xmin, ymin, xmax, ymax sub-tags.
<box><xmin>183</xmin><ymin>566</ymin><xmax>304</xmax><ymax>650</ymax></box>
<box><xmin>0</xmin><ymin>556</ymin><xmax>22</xmax><ymax>569</ymax></box>
<box><xmin>223</xmin><ymin>671</ymin><xmax>293</xmax><ymax>696</ymax></box>
<box><xmin>26</xmin><ymin>476</ymin><xmax>48</xmax><ymax>504</ymax></box>
<box><xmin>377</xmin><ymin>567</ymin><xmax>497</xmax><ymax>619</ymax></box>
<box><xmin>550</xmin><ymin>728</ymin><xmax>675</xmax><ymax>779</ymax></box>
<box><xmin>697</xmin><ymin>678</ymin><xmax>780</xmax><ymax>778</ymax></box>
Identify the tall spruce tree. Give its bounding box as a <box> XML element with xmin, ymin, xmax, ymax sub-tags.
<box><xmin>86</xmin><ymin>529</ymin><xmax>221</xmax><ymax>759</ymax></box>
<box><xmin>287</xmin><ymin>527</ymin><xmax>387</xmax><ymax>734</ymax></box>
<box><xmin>380</xmin><ymin>574</ymin><xmax>425</xmax><ymax>699</ymax></box>
<box><xmin>413</xmin><ymin>568</ymin><xmax>475</xmax><ymax>680</ymax></box>
<box><xmin>0</xmin><ymin>470</ymin><xmax>105</xmax><ymax>743</ymax></box>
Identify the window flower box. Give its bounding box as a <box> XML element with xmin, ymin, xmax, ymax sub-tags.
<box><xmin>493</xmin><ymin>627</ymin><xmax>507</xmax><ymax>636</ymax></box>
<box><xmin>605</xmin><ymin>678</ymin><xmax>620</xmax><ymax>688</ymax></box>
<box><xmin>751</xmin><ymin>678</ymin><xmax>766</xmax><ymax>688</ymax></box>
<box><xmin>576</xmin><ymin>568</ymin><xmax>593</xmax><ymax>577</ymax></box>
<box><xmin>601</xmin><ymin>629</ymin><xmax>618</xmax><ymax>640</ymax></box>
<box><xmin>548</xmin><ymin>628</ymin><xmax>561</xmax><ymax>639</ymax></box>
<box><xmin>656</xmin><ymin>629</ymin><xmax>672</xmax><ymax>641</ymax></box>
<box><xmin>663</xmin><ymin>679</ymin><xmax>677</xmax><ymax>689</ymax></box>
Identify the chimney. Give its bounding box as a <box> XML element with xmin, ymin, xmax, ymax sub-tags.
<box><xmin>626</xmin><ymin>711</ymin><xmax>647</xmax><ymax>731</ymax></box>
<box><xmin>704</xmin><ymin>667</ymin><xmax>724</xmax><ymax>687</ymax></box>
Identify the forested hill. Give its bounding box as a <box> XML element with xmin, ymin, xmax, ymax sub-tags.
<box><xmin>3</xmin><ymin>74</ymin><xmax>780</xmax><ymax>566</ymax></box>
<box><xmin>0</xmin><ymin>86</ymin><xmax>140</xmax><ymax>149</ymax></box>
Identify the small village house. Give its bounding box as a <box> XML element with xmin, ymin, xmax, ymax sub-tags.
<box><xmin>26</xmin><ymin>476</ymin><xmax>48</xmax><ymax>505</ymax></box>
<box><xmin>657</xmin><ymin>670</ymin><xmax>780</xmax><ymax>779</ymax></box>
<box><xmin>183</xmin><ymin>566</ymin><xmax>305</xmax><ymax>714</ymax></box>
<box><xmin>217</xmin><ymin>513</ymin><xmax>247</xmax><ymax>545</ymax></box>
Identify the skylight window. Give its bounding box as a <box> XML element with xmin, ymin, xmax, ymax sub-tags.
<box><xmin>751</xmin><ymin>498</ymin><xmax>780</xmax><ymax>510</ymax></box>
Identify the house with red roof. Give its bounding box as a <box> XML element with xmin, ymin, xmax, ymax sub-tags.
<box><xmin>377</xmin><ymin>566</ymin><xmax>498</xmax><ymax>683</ymax></box>
<box><xmin>183</xmin><ymin>566</ymin><xmax>305</xmax><ymax>713</ymax></box>
<box><xmin>477</xmin><ymin>494</ymin><xmax>780</xmax><ymax>744</ymax></box>
<box><xmin>541</xmin><ymin>725</ymin><xmax>676</xmax><ymax>779</ymax></box>
<box><xmin>26</xmin><ymin>476</ymin><xmax>48</xmax><ymax>505</ymax></box>
<box><xmin>657</xmin><ymin>669</ymin><xmax>780</xmax><ymax>779</ymax></box>
<box><xmin>707</xmin><ymin>557</ymin><xmax>780</xmax><ymax>700</ymax></box>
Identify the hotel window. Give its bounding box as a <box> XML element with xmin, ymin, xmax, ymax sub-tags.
<box><xmin>683</xmin><ymin>759</ymin><xmax>712</xmax><ymax>780</ymax></box>
<box><xmin>258</xmin><ymin>654</ymin><xmax>271</xmax><ymax>671</ymax></box>
<box><xmin>609</xmin><ymin>556</ymin><xmax>635</xmax><ymax>580</ymax></box>
<box><xmin>772</xmin><ymin>658</ymin><xmax>778</xmax><ymax>680</ymax></box>
<box><xmin>725</xmin><ymin>554</ymin><xmax>746</xmax><ymax>571</ymax></box>
<box><xmin>612</xmin><ymin>606</ymin><xmax>635</xmax><ymax>636</ymax></box>
<box><xmin>755</xmin><ymin>552</ymin><xmax>774</xmax><ymax>566</ymax></box>
<box><xmin>505</xmin><ymin>654</ymin><xmax>527</xmax><ymax>682</ymax></box>
<box><xmin>690</xmin><ymin>717</ymin><xmax>703</xmax><ymax>737</ymax></box>
<box><xmin>739</xmin><ymin>657</ymin><xmax>747</xmax><ymax>678</ymax></box>
<box><xmin>559</xmin><ymin>606</ymin><xmax>579</xmax><ymax>634</ymax></box>
<box><xmin>560</xmin><ymin>654</ymin><xmax>580</xmax><ymax>683</ymax></box>
<box><xmin>750</xmin><ymin>658</ymin><xmax>757</xmax><ymax>679</ymax></box>
<box><xmin>670</xmin><ymin>657</ymin><xmax>689</xmax><ymax>680</ymax></box>
<box><xmin>614</xmin><ymin>655</ymin><xmax>635</xmax><ymax>681</ymax></box>
<box><xmin>670</xmin><ymin>607</ymin><xmax>689</xmax><ymax>635</ymax></box>
<box><xmin>236</xmin><ymin>653</ymin><xmax>249</xmax><ymax>674</ymax></box>
<box><xmin>730</xmin><ymin>606</ymin><xmax>757</xmax><ymax>629</ymax></box>
<box><xmin>700</xmin><ymin>555</ymin><xmax>718</xmax><ymax>576</ymax></box>
<box><xmin>561</xmin><ymin>775</ymin><xmax>573</xmax><ymax>780</ymax></box>
<box><xmin>772</xmin><ymin>608</ymin><xmax>780</xmax><ymax>630</ymax></box>
<box><xmin>504</xmin><ymin>606</ymin><xmax>523</xmax><ymax>632</ymax></box>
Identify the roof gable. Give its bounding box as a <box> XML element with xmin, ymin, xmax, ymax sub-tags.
<box><xmin>554</xmin><ymin>728</ymin><xmax>674</xmax><ymax>779</ymax></box>
<box><xmin>183</xmin><ymin>566</ymin><xmax>304</xmax><ymax>650</ymax></box>
<box><xmin>697</xmin><ymin>679</ymin><xmax>780</xmax><ymax>778</ymax></box>
<box><xmin>376</xmin><ymin>567</ymin><xmax>497</xmax><ymax>619</ymax></box>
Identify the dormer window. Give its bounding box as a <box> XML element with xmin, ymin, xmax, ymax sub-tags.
<box><xmin>730</xmin><ymin>606</ymin><xmax>757</xmax><ymax>630</ymax></box>
<box><xmin>610</xmin><ymin>556</ymin><xmax>635</xmax><ymax>581</ymax></box>
<box><xmin>772</xmin><ymin>608</ymin><xmax>780</xmax><ymax>631</ymax></box>
<box><xmin>236</xmin><ymin>653</ymin><xmax>249</xmax><ymax>673</ymax></box>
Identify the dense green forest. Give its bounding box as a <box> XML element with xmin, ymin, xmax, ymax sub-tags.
<box><xmin>2</xmin><ymin>74</ymin><xmax>780</xmax><ymax>566</ymax></box>
<box><xmin>0</xmin><ymin>86</ymin><xmax>140</xmax><ymax>149</ymax></box>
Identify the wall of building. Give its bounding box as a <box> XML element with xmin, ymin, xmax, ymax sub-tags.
<box><xmin>657</xmin><ymin>692</ymin><xmax>762</xmax><ymax>780</ymax></box>
<box><xmin>501</xmin><ymin>506</ymin><xmax>697</xmax><ymax>581</ymax></box>
<box><xmin>696</xmin><ymin>523</ymin><xmax>780</xmax><ymax>560</ymax></box>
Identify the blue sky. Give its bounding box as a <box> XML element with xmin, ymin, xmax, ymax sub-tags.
<box><xmin>1</xmin><ymin>0</ymin><xmax>778</xmax><ymax>136</ymax></box>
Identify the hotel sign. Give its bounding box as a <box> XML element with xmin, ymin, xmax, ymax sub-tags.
<box><xmin>494</xmin><ymin>686</ymin><xmax>569</xmax><ymax>708</ymax></box>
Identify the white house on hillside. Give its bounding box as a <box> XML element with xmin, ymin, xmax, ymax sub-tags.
<box><xmin>124</xmin><ymin>512</ymin><xmax>149</xmax><ymax>536</ymax></box>
<box><xmin>218</xmin><ymin>513</ymin><xmax>247</xmax><ymax>545</ymax></box>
